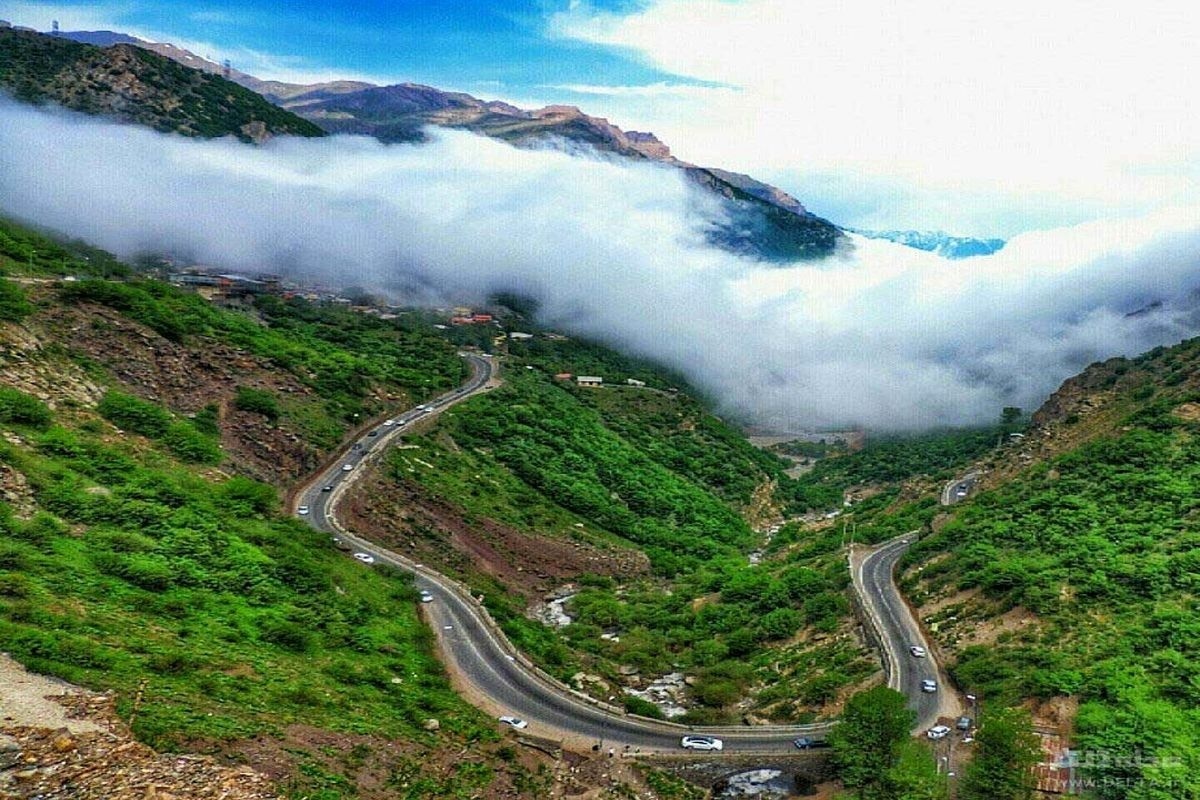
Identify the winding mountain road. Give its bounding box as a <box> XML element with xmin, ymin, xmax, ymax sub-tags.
<box><xmin>850</xmin><ymin>537</ymin><xmax>961</xmax><ymax>732</ymax></box>
<box><xmin>294</xmin><ymin>352</ymin><xmax>953</xmax><ymax>753</ymax></box>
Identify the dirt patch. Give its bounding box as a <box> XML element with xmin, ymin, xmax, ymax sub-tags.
<box><xmin>341</xmin><ymin>472</ymin><xmax>649</xmax><ymax>601</ymax></box>
<box><xmin>0</xmin><ymin>654</ymin><xmax>278</xmax><ymax>799</ymax></box>
<box><xmin>0</xmin><ymin>654</ymin><xmax>104</xmax><ymax>735</ymax></box>
<box><xmin>35</xmin><ymin>303</ymin><xmax>331</xmax><ymax>485</ymax></box>
<box><xmin>216</xmin><ymin>723</ymin><xmax>672</xmax><ymax>800</ymax></box>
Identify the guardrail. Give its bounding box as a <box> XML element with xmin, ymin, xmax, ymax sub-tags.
<box><xmin>315</xmin><ymin>352</ymin><xmax>835</xmax><ymax>747</ymax></box>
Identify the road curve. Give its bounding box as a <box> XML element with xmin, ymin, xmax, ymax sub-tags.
<box><xmin>940</xmin><ymin>472</ymin><xmax>980</xmax><ymax>506</ymax></box>
<box><xmin>293</xmin><ymin>353</ymin><xmax>941</xmax><ymax>752</ymax></box>
<box><xmin>850</xmin><ymin>537</ymin><xmax>961</xmax><ymax>731</ymax></box>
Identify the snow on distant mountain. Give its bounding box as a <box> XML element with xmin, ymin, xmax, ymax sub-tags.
<box><xmin>847</xmin><ymin>228</ymin><xmax>1006</xmax><ymax>259</ymax></box>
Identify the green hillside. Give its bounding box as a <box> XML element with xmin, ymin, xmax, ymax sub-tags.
<box><xmin>0</xmin><ymin>28</ymin><xmax>323</xmax><ymax>141</ymax></box>
<box><xmin>896</xmin><ymin>346</ymin><xmax>1200</xmax><ymax>798</ymax></box>
<box><xmin>0</xmin><ymin>219</ymin><xmax>578</xmax><ymax>797</ymax></box>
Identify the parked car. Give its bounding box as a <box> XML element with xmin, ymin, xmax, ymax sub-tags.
<box><xmin>921</xmin><ymin>679</ymin><xmax>938</xmax><ymax>693</ymax></box>
<box><xmin>680</xmin><ymin>736</ymin><xmax>723</xmax><ymax>752</ymax></box>
<box><xmin>910</xmin><ymin>645</ymin><xmax>927</xmax><ymax>657</ymax></box>
<box><xmin>956</xmin><ymin>716</ymin><xmax>973</xmax><ymax>730</ymax></box>
<box><xmin>499</xmin><ymin>715</ymin><xmax>527</xmax><ymax>729</ymax></box>
<box><xmin>353</xmin><ymin>552</ymin><xmax>375</xmax><ymax>564</ymax></box>
<box><xmin>927</xmin><ymin>725</ymin><xmax>951</xmax><ymax>740</ymax></box>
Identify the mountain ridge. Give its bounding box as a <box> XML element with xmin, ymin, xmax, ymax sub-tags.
<box><xmin>50</xmin><ymin>27</ymin><xmax>842</xmax><ymax>261</ymax></box>
<box><xmin>0</xmin><ymin>28</ymin><xmax>323</xmax><ymax>142</ymax></box>
<box><xmin>848</xmin><ymin>227</ymin><xmax>1006</xmax><ymax>258</ymax></box>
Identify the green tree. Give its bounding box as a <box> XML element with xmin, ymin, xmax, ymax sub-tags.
<box><xmin>958</xmin><ymin>707</ymin><xmax>1041</xmax><ymax>800</ymax></box>
<box><xmin>829</xmin><ymin>686</ymin><xmax>915</xmax><ymax>799</ymax></box>
<box><xmin>887</xmin><ymin>740</ymin><xmax>948</xmax><ymax>800</ymax></box>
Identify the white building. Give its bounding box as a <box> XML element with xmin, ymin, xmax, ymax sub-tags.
<box><xmin>576</xmin><ymin>376</ymin><xmax>603</xmax><ymax>387</ymax></box>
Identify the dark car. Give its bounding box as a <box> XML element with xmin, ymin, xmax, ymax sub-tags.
<box><xmin>956</xmin><ymin>716</ymin><xmax>973</xmax><ymax>730</ymax></box>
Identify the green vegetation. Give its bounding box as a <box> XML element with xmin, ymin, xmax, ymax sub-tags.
<box><xmin>234</xmin><ymin>386</ymin><xmax>280</xmax><ymax>421</ymax></box>
<box><xmin>0</xmin><ymin>279</ymin><xmax>33</xmax><ymax>321</ymax></box>
<box><xmin>574</xmin><ymin>388</ymin><xmax>788</xmax><ymax>505</ymax></box>
<box><xmin>445</xmin><ymin>372</ymin><xmax>751</xmax><ymax>575</ymax></box>
<box><xmin>0</xmin><ymin>422</ymin><xmax>491</xmax><ymax>752</ymax></box>
<box><xmin>0</xmin><ymin>387</ymin><xmax>53</xmax><ymax>429</ymax></box>
<box><xmin>0</xmin><ymin>28</ymin><xmax>323</xmax><ymax>141</ymax></box>
<box><xmin>401</xmin><ymin>363</ymin><xmax>866</xmax><ymax>721</ymax></box>
<box><xmin>880</xmin><ymin>345</ymin><xmax>1200</xmax><ymax>798</ymax></box>
<box><xmin>958</xmin><ymin>708</ymin><xmax>1041</xmax><ymax>800</ymax></box>
<box><xmin>56</xmin><ymin>280</ymin><xmax>463</xmax><ymax>445</ymax></box>
<box><xmin>0</xmin><ymin>215</ymin><xmax>132</xmax><ymax>278</ymax></box>
<box><xmin>97</xmin><ymin>390</ymin><xmax>221</xmax><ymax>464</ymax></box>
<box><xmin>507</xmin><ymin>335</ymin><xmax>689</xmax><ymax>392</ymax></box>
<box><xmin>829</xmin><ymin>686</ymin><xmax>945</xmax><ymax>800</ymax></box>
<box><xmin>787</xmin><ymin>427</ymin><xmax>1004</xmax><ymax>512</ymax></box>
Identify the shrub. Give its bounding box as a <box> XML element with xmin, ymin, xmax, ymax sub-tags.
<box><xmin>163</xmin><ymin>421</ymin><xmax>222</xmax><ymax>464</ymax></box>
<box><xmin>0</xmin><ymin>387</ymin><xmax>52</xmax><ymax>429</ymax></box>
<box><xmin>234</xmin><ymin>387</ymin><xmax>280</xmax><ymax>421</ymax></box>
<box><xmin>623</xmin><ymin>694</ymin><xmax>665</xmax><ymax>719</ymax></box>
<box><xmin>97</xmin><ymin>391</ymin><xmax>170</xmax><ymax>438</ymax></box>
<box><xmin>219</xmin><ymin>477</ymin><xmax>278</xmax><ymax>515</ymax></box>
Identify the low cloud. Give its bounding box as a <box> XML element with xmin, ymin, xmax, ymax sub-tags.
<box><xmin>3</xmin><ymin>99</ymin><xmax>1200</xmax><ymax>430</ymax></box>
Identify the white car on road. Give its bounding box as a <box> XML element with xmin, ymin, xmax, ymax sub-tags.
<box><xmin>353</xmin><ymin>552</ymin><xmax>375</xmax><ymax>564</ymax></box>
<box><xmin>498</xmin><ymin>716</ymin><xmax>528</xmax><ymax>729</ymax></box>
<box><xmin>921</xmin><ymin>679</ymin><xmax>938</xmax><ymax>693</ymax></box>
<box><xmin>680</xmin><ymin>736</ymin><xmax>723</xmax><ymax>752</ymax></box>
<box><xmin>296</xmin><ymin>505</ymin><xmax>309</xmax><ymax>516</ymax></box>
<box><xmin>927</xmin><ymin>725</ymin><xmax>951</xmax><ymax>740</ymax></box>
<box><xmin>909</xmin><ymin>645</ymin><xmax>927</xmax><ymax>658</ymax></box>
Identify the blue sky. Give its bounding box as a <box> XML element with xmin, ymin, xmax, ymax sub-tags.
<box><xmin>5</xmin><ymin>1</ymin><xmax>1198</xmax><ymax>237</ymax></box>
<box><xmin>5</xmin><ymin>1</ymin><xmax>684</xmax><ymax>97</ymax></box>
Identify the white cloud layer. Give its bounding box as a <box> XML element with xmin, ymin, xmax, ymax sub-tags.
<box><xmin>3</xmin><ymin>100</ymin><xmax>1200</xmax><ymax>430</ymax></box>
<box><xmin>549</xmin><ymin>0</ymin><xmax>1200</xmax><ymax>234</ymax></box>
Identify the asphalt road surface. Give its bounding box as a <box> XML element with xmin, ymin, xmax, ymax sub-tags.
<box><xmin>850</xmin><ymin>536</ymin><xmax>961</xmax><ymax>732</ymax></box>
<box><xmin>295</xmin><ymin>352</ymin><xmax>951</xmax><ymax>753</ymax></box>
<box><xmin>940</xmin><ymin>472</ymin><xmax>980</xmax><ymax>505</ymax></box>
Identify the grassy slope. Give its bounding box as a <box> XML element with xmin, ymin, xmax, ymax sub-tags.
<box><xmin>0</xmin><ymin>28</ymin><xmax>323</xmax><ymax>141</ymax></box>
<box><xmin>0</xmin><ymin>221</ymin><xmax>549</xmax><ymax>798</ymax></box>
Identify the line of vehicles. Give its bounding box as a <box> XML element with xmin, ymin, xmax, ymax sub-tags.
<box><xmin>306</xmin><ymin>361</ymin><xmax>960</xmax><ymax>757</ymax></box>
